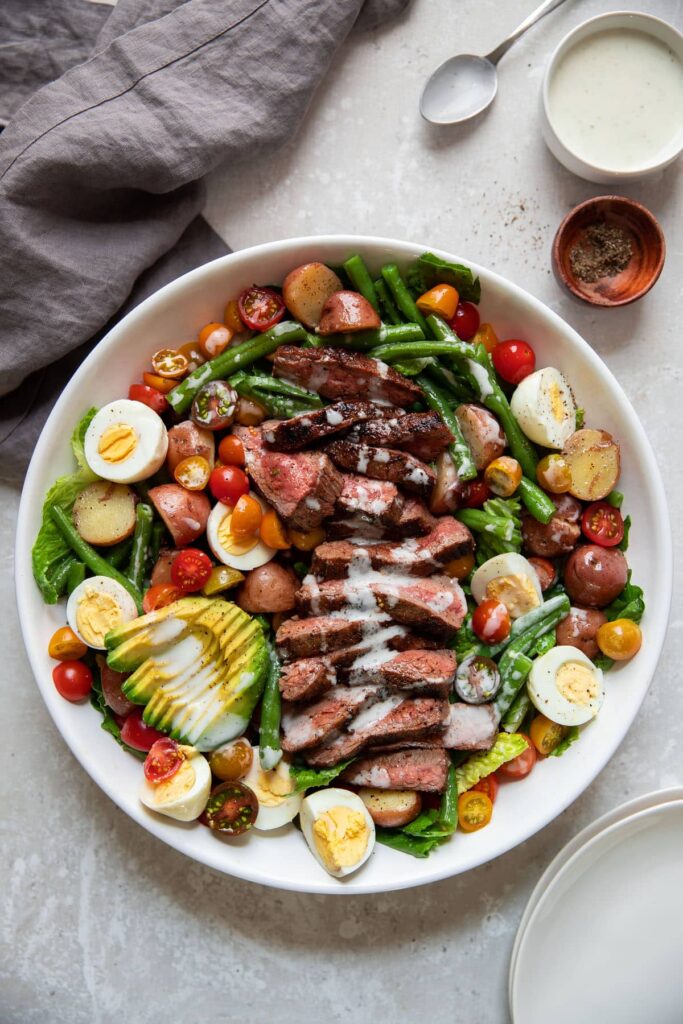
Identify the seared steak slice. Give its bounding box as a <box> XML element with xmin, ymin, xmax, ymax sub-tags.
<box><xmin>443</xmin><ymin>703</ymin><xmax>500</xmax><ymax>750</ymax></box>
<box><xmin>296</xmin><ymin>575</ymin><xmax>467</xmax><ymax>638</ymax></box>
<box><xmin>341</xmin><ymin>747</ymin><xmax>451</xmax><ymax>793</ymax></box>
<box><xmin>263</xmin><ymin>402</ymin><xmax>389</xmax><ymax>452</ymax></box>
<box><xmin>335</xmin><ymin>474</ymin><xmax>403</xmax><ymax>524</ymax></box>
<box><xmin>273</xmin><ymin>345</ymin><xmax>423</xmax><ymax>408</ymax></box>
<box><xmin>326</xmin><ymin>440</ymin><xmax>436</xmax><ymax>497</ymax></box>
<box><xmin>348</xmin><ymin>411</ymin><xmax>453</xmax><ymax>462</ymax></box>
<box><xmin>325</xmin><ymin>499</ymin><xmax>436</xmax><ymax>540</ymax></box>
<box><xmin>311</xmin><ymin>518</ymin><xmax>474</xmax><ymax>579</ymax></box>
<box><xmin>235</xmin><ymin>425</ymin><xmax>342</xmax><ymax>530</ymax></box>
<box><xmin>280</xmin><ymin>686</ymin><xmax>378</xmax><ymax>752</ymax></box>
<box><xmin>276</xmin><ymin>616</ymin><xmax>379</xmax><ymax>660</ymax></box>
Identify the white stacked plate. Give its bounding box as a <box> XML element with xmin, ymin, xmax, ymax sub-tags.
<box><xmin>509</xmin><ymin>788</ymin><xmax>683</xmax><ymax>1023</ymax></box>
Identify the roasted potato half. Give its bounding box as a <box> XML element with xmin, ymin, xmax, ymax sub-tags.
<box><xmin>282</xmin><ymin>262</ymin><xmax>343</xmax><ymax>328</ymax></box>
<box><xmin>72</xmin><ymin>481</ymin><xmax>137</xmax><ymax>546</ymax></box>
<box><xmin>358</xmin><ymin>788</ymin><xmax>422</xmax><ymax>828</ymax></box>
<box><xmin>562</xmin><ymin>428</ymin><xmax>620</xmax><ymax>501</ymax></box>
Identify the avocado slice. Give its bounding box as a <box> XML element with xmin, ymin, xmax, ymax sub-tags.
<box><xmin>106</xmin><ymin>597</ymin><xmax>210</xmax><ymax>671</ymax></box>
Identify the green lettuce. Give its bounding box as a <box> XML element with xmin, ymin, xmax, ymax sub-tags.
<box><xmin>406</xmin><ymin>252</ymin><xmax>481</xmax><ymax>304</ymax></box>
<box><xmin>456</xmin><ymin>732</ymin><xmax>528</xmax><ymax>793</ymax></box>
<box><xmin>549</xmin><ymin>725</ymin><xmax>579</xmax><ymax>757</ymax></box>
<box><xmin>375</xmin><ymin>829</ymin><xmax>440</xmax><ymax>858</ymax></box>
<box><xmin>289</xmin><ymin>759</ymin><xmax>355</xmax><ymax>792</ymax></box>
<box><xmin>604</xmin><ymin>572</ymin><xmax>644</xmax><ymax>623</ymax></box>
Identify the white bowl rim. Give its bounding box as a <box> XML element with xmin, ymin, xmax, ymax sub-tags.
<box><xmin>15</xmin><ymin>233</ymin><xmax>673</xmax><ymax>895</ymax></box>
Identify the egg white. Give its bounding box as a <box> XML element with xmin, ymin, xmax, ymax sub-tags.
<box><xmin>471</xmin><ymin>553</ymin><xmax>542</xmax><ymax>607</ymax></box>
<box><xmin>66</xmin><ymin>575</ymin><xmax>138</xmax><ymax>649</ymax></box>
<box><xmin>206</xmin><ymin>495</ymin><xmax>276</xmax><ymax>570</ymax></box>
<box><xmin>84</xmin><ymin>399</ymin><xmax>168</xmax><ymax>483</ymax></box>
<box><xmin>510</xmin><ymin>367</ymin><xmax>576</xmax><ymax>449</ymax></box>
<box><xmin>139</xmin><ymin>748</ymin><xmax>211</xmax><ymax>822</ymax></box>
<box><xmin>243</xmin><ymin>752</ymin><xmax>302</xmax><ymax>830</ymax></box>
<box><xmin>300</xmin><ymin>788</ymin><xmax>376</xmax><ymax>878</ymax></box>
<box><xmin>528</xmin><ymin>646</ymin><xmax>604</xmax><ymax>726</ymax></box>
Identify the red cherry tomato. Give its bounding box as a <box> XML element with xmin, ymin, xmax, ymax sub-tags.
<box><xmin>472</xmin><ymin>773</ymin><xmax>499</xmax><ymax>804</ymax></box>
<box><xmin>143</xmin><ymin>583</ymin><xmax>183</xmax><ymax>613</ymax></box>
<box><xmin>449</xmin><ymin>301</ymin><xmax>480</xmax><ymax>341</ymax></box>
<box><xmin>237</xmin><ymin>286</ymin><xmax>285</xmax><ymax>332</ymax></box>
<box><xmin>462</xmin><ymin>478</ymin><xmax>492</xmax><ymax>508</ymax></box>
<box><xmin>472</xmin><ymin>599</ymin><xmax>511</xmax><ymax>644</ymax></box>
<box><xmin>52</xmin><ymin>660</ymin><xmax>93</xmax><ymax>702</ymax></box>
<box><xmin>128</xmin><ymin>383</ymin><xmax>169</xmax><ymax>414</ymax></box>
<box><xmin>209</xmin><ymin>464</ymin><xmax>250</xmax><ymax>506</ymax></box>
<box><xmin>581</xmin><ymin>501</ymin><xmax>625</xmax><ymax>547</ymax></box>
<box><xmin>171</xmin><ymin>549</ymin><xmax>212</xmax><ymax>592</ymax></box>
<box><xmin>492</xmin><ymin>339</ymin><xmax>536</xmax><ymax>385</ymax></box>
<box><xmin>199</xmin><ymin>781</ymin><xmax>259</xmax><ymax>835</ymax></box>
<box><xmin>119</xmin><ymin>708</ymin><xmax>165</xmax><ymax>752</ymax></box>
<box><xmin>218</xmin><ymin>434</ymin><xmax>246</xmax><ymax>466</ymax></box>
<box><xmin>498</xmin><ymin>735</ymin><xmax>537</xmax><ymax>779</ymax></box>
<box><xmin>144</xmin><ymin>738</ymin><xmax>185</xmax><ymax>784</ymax></box>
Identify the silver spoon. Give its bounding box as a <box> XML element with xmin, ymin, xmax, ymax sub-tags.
<box><xmin>420</xmin><ymin>0</ymin><xmax>569</xmax><ymax>125</ymax></box>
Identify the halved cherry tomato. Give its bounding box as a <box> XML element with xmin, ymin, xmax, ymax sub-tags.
<box><xmin>208</xmin><ymin>738</ymin><xmax>253</xmax><ymax>782</ymax></box>
<box><xmin>259</xmin><ymin>509</ymin><xmax>291</xmax><ymax>550</ymax></box>
<box><xmin>472</xmin><ymin>773</ymin><xmax>499</xmax><ymax>804</ymax></box>
<box><xmin>498</xmin><ymin>735</ymin><xmax>537</xmax><ymax>779</ymax></box>
<box><xmin>581</xmin><ymin>501</ymin><xmax>624</xmax><ymax>547</ymax></box>
<box><xmin>458</xmin><ymin>790</ymin><xmax>493</xmax><ymax>832</ymax></box>
<box><xmin>151</xmin><ymin>348</ymin><xmax>189</xmax><ymax>379</ymax></box>
<box><xmin>200</xmin><ymin>781</ymin><xmax>259</xmax><ymax>835</ymax></box>
<box><xmin>142</xmin><ymin>583</ymin><xmax>183</xmax><ymax>613</ymax></box>
<box><xmin>462</xmin><ymin>478</ymin><xmax>492</xmax><ymax>508</ymax></box>
<box><xmin>198</xmin><ymin>322</ymin><xmax>233</xmax><ymax>360</ymax></box>
<box><xmin>536</xmin><ymin>453</ymin><xmax>572</xmax><ymax>494</ymax></box>
<box><xmin>191</xmin><ymin>381</ymin><xmax>237</xmax><ymax>431</ymax></box>
<box><xmin>237</xmin><ymin>286</ymin><xmax>285</xmax><ymax>332</ymax></box>
<box><xmin>449</xmin><ymin>301</ymin><xmax>480</xmax><ymax>341</ymax></box>
<box><xmin>443</xmin><ymin>551</ymin><xmax>475</xmax><ymax>580</ymax></box>
<box><xmin>230</xmin><ymin>494</ymin><xmax>263</xmax><ymax>538</ymax></box>
<box><xmin>472</xmin><ymin>599</ymin><xmax>511</xmax><ymax>644</ymax></box>
<box><xmin>596</xmin><ymin>618</ymin><xmax>642</xmax><ymax>661</ymax></box>
<box><xmin>128</xmin><ymin>383</ymin><xmax>169</xmax><ymax>414</ymax></box>
<box><xmin>218</xmin><ymin>434</ymin><xmax>245</xmax><ymax>466</ymax></box>
<box><xmin>48</xmin><ymin>626</ymin><xmax>87</xmax><ymax>661</ymax></box>
<box><xmin>472</xmin><ymin>321</ymin><xmax>499</xmax><ymax>353</ymax></box>
<box><xmin>52</xmin><ymin>660</ymin><xmax>93</xmax><ymax>701</ymax></box>
<box><xmin>288</xmin><ymin>525</ymin><xmax>326</xmax><ymax>551</ymax></box>
<box><xmin>209</xmin><ymin>464</ymin><xmax>249</xmax><ymax>506</ymax></box>
<box><xmin>224</xmin><ymin>299</ymin><xmax>244</xmax><ymax>334</ymax></box>
<box><xmin>143</xmin><ymin>372</ymin><xmax>176</xmax><ymax>394</ymax></box>
<box><xmin>492</xmin><ymin>339</ymin><xmax>536</xmax><ymax>384</ymax></box>
<box><xmin>173</xmin><ymin>454</ymin><xmax>211</xmax><ymax>491</ymax></box>
<box><xmin>177</xmin><ymin>341</ymin><xmax>206</xmax><ymax>372</ymax></box>
<box><xmin>529</xmin><ymin>714</ymin><xmax>566</xmax><ymax>755</ymax></box>
<box><xmin>416</xmin><ymin>284</ymin><xmax>459</xmax><ymax>320</ymax></box>
<box><xmin>120</xmin><ymin>708</ymin><xmax>165</xmax><ymax>752</ymax></box>
<box><xmin>144</xmin><ymin>738</ymin><xmax>185</xmax><ymax>784</ymax></box>
<box><xmin>484</xmin><ymin>456</ymin><xmax>522</xmax><ymax>497</ymax></box>
<box><xmin>171</xmin><ymin>549</ymin><xmax>212</xmax><ymax>592</ymax></box>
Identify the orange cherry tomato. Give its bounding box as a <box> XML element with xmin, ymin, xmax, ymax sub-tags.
<box><xmin>529</xmin><ymin>715</ymin><xmax>566</xmax><ymax>755</ymax></box>
<box><xmin>177</xmin><ymin>341</ymin><xmax>206</xmax><ymax>372</ymax></box>
<box><xmin>536</xmin><ymin>453</ymin><xmax>572</xmax><ymax>494</ymax></box>
<box><xmin>259</xmin><ymin>509</ymin><xmax>290</xmax><ymax>550</ymax></box>
<box><xmin>143</xmin><ymin>583</ymin><xmax>183</xmax><ymax>614</ymax></box>
<box><xmin>484</xmin><ymin>456</ymin><xmax>523</xmax><ymax>497</ymax></box>
<box><xmin>443</xmin><ymin>551</ymin><xmax>475</xmax><ymax>580</ymax></box>
<box><xmin>198</xmin><ymin>322</ymin><xmax>233</xmax><ymax>360</ymax></box>
<box><xmin>498</xmin><ymin>736</ymin><xmax>537</xmax><ymax>779</ymax></box>
<box><xmin>224</xmin><ymin>299</ymin><xmax>244</xmax><ymax>334</ymax></box>
<box><xmin>416</xmin><ymin>284</ymin><xmax>459</xmax><ymax>320</ymax></box>
<box><xmin>472</xmin><ymin>599</ymin><xmax>511</xmax><ymax>644</ymax></box>
<box><xmin>218</xmin><ymin>434</ymin><xmax>246</xmax><ymax>466</ymax></box>
<box><xmin>142</xmin><ymin>372</ymin><xmax>176</xmax><ymax>394</ymax></box>
<box><xmin>472</xmin><ymin>322</ymin><xmax>499</xmax><ymax>354</ymax></box>
<box><xmin>458</xmin><ymin>791</ymin><xmax>493</xmax><ymax>832</ymax></box>
<box><xmin>596</xmin><ymin>618</ymin><xmax>642</xmax><ymax>661</ymax></box>
<box><xmin>230</xmin><ymin>494</ymin><xmax>263</xmax><ymax>538</ymax></box>
<box><xmin>288</xmin><ymin>526</ymin><xmax>326</xmax><ymax>551</ymax></box>
<box><xmin>151</xmin><ymin>348</ymin><xmax>189</xmax><ymax>379</ymax></box>
<box><xmin>173</xmin><ymin>454</ymin><xmax>211</xmax><ymax>491</ymax></box>
<box><xmin>472</xmin><ymin>773</ymin><xmax>499</xmax><ymax>804</ymax></box>
<box><xmin>48</xmin><ymin>626</ymin><xmax>87</xmax><ymax>661</ymax></box>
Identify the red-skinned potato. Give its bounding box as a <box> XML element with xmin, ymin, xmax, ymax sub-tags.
<box><xmin>358</xmin><ymin>788</ymin><xmax>422</xmax><ymax>827</ymax></box>
<box><xmin>556</xmin><ymin>606</ymin><xmax>607</xmax><ymax>659</ymax></box>
<box><xmin>166</xmin><ymin>421</ymin><xmax>215</xmax><ymax>474</ymax></box>
<box><xmin>151</xmin><ymin>548</ymin><xmax>180</xmax><ymax>586</ymax></box>
<box><xmin>282</xmin><ymin>262</ymin><xmax>343</xmax><ymax>328</ymax></box>
<box><xmin>430</xmin><ymin>451</ymin><xmax>464</xmax><ymax>514</ymax></box>
<box><xmin>148</xmin><ymin>484</ymin><xmax>211</xmax><ymax>547</ymax></box>
<box><xmin>528</xmin><ymin>557</ymin><xmax>557</xmax><ymax>592</ymax></box>
<box><xmin>95</xmin><ymin>655</ymin><xmax>135</xmax><ymax>717</ymax></box>
<box><xmin>454</xmin><ymin>404</ymin><xmax>506</xmax><ymax>471</ymax></box>
<box><xmin>564</xmin><ymin>545</ymin><xmax>628</xmax><ymax>608</ymax></box>
<box><xmin>235</xmin><ymin>563</ymin><xmax>299</xmax><ymax>613</ymax></box>
<box><xmin>317</xmin><ymin>290</ymin><xmax>381</xmax><ymax>335</ymax></box>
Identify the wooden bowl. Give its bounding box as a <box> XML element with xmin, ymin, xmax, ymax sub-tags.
<box><xmin>552</xmin><ymin>196</ymin><xmax>665</xmax><ymax>307</ymax></box>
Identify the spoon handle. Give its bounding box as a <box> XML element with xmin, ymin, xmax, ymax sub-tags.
<box><xmin>485</xmin><ymin>0</ymin><xmax>569</xmax><ymax>65</ymax></box>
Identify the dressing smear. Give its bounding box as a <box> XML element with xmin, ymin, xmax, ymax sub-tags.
<box><xmin>548</xmin><ymin>28</ymin><xmax>683</xmax><ymax>171</ymax></box>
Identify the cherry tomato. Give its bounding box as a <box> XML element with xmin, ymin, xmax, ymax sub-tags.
<box><xmin>492</xmin><ymin>339</ymin><xmax>536</xmax><ymax>384</ymax></box>
<box><xmin>209</xmin><ymin>464</ymin><xmax>250</xmax><ymax>506</ymax></box>
<box><xmin>151</xmin><ymin>348</ymin><xmax>189</xmax><ymax>379</ymax></box>
<box><xmin>224</xmin><ymin>299</ymin><xmax>245</xmax><ymax>334</ymax></box>
<box><xmin>259</xmin><ymin>509</ymin><xmax>291</xmax><ymax>550</ymax></box>
<box><xmin>191</xmin><ymin>381</ymin><xmax>237</xmax><ymax>431</ymax></box>
<box><xmin>142</xmin><ymin>372</ymin><xmax>176</xmax><ymax>394</ymax></box>
<box><xmin>462</xmin><ymin>478</ymin><xmax>492</xmax><ymax>508</ymax></box>
<box><xmin>199</xmin><ymin>781</ymin><xmax>259</xmax><ymax>835</ymax></box>
<box><xmin>173</xmin><ymin>454</ymin><xmax>211</xmax><ymax>491</ymax></box>
<box><xmin>120</xmin><ymin>708</ymin><xmax>166</xmax><ymax>752</ymax></box>
<box><xmin>536</xmin><ymin>453</ymin><xmax>572</xmax><ymax>494</ymax></box>
<box><xmin>596</xmin><ymin>618</ymin><xmax>642</xmax><ymax>661</ymax></box>
<box><xmin>142</xmin><ymin>583</ymin><xmax>183</xmax><ymax>613</ymax></box>
<box><xmin>171</xmin><ymin>549</ymin><xmax>212</xmax><ymax>592</ymax></box>
<box><xmin>198</xmin><ymin>322</ymin><xmax>233</xmax><ymax>360</ymax></box>
<box><xmin>48</xmin><ymin>626</ymin><xmax>87</xmax><ymax>661</ymax></box>
<box><xmin>237</xmin><ymin>286</ymin><xmax>285</xmax><ymax>332</ymax></box>
<box><xmin>443</xmin><ymin>551</ymin><xmax>476</xmax><ymax>580</ymax></box>
<box><xmin>230</xmin><ymin>494</ymin><xmax>263</xmax><ymax>538</ymax></box>
<box><xmin>218</xmin><ymin>434</ymin><xmax>245</xmax><ymax>466</ymax></box>
<box><xmin>472</xmin><ymin>599</ymin><xmax>511</xmax><ymax>644</ymax></box>
<box><xmin>498</xmin><ymin>735</ymin><xmax>537</xmax><ymax>779</ymax></box>
<box><xmin>472</xmin><ymin>773</ymin><xmax>499</xmax><ymax>804</ymax></box>
<box><xmin>52</xmin><ymin>660</ymin><xmax>93</xmax><ymax>701</ymax></box>
<box><xmin>288</xmin><ymin>525</ymin><xmax>326</xmax><ymax>551</ymax></box>
<box><xmin>144</xmin><ymin>738</ymin><xmax>185</xmax><ymax>784</ymax></box>
<box><xmin>529</xmin><ymin>714</ymin><xmax>566</xmax><ymax>755</ymax></box>
<box><xmin>208</xmin><ymin>739</ymin><xmax>253</xmax><ymax>782</ymax></box>
<box><xmin>416</xmin><ymin>284</ymin><xmax>459</xmax><ymax>320</ymax></box>
<box><xmin>458</xmin><ymin>791</ymin><xmax>493</xmax><ymax>832</ymax></box>
<box><xmin>450</xmin><ymin>301</ymin><xmax>480</xmax><ymax>341</ymax></box>
<box><xmin>128</xmin><ymin>383</ymin><xmax>169</xmax><ymax>414</ymax></box>
<box><xmin>581</xmin><ymin>501</ymin><xmax>625</xmax><ymax>547</ymax></box>
<box><xmin>177</xmin><ymin>340</ymin><xmax>206</xmax><ymax>372</ymax></box>
<box><xmin>472</xmin><ymin>322</ymin><xmax>499</xmax><ymax>354</ymax></box>
<box><xmin>484</xmin><ymin>456</ymin><xmax>522</xmax><ymax>497</ymax></box>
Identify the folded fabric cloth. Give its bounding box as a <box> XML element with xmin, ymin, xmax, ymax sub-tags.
<box><xmin>0</xmin><ymin>0</ymin><xmax>409</xmax><ymax>471</ymax></box>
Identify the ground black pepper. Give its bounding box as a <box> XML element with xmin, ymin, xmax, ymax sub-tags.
<box><xmin>569</xmin><ymin>222</ymin><xmax>633</xmax><ymax>283</ymax></box>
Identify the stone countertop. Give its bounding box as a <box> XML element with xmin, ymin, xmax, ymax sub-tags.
<box><xmin>2</xmin><ymin>0</ymin><xmax>681</xmax><ymax>1020</ymax></box>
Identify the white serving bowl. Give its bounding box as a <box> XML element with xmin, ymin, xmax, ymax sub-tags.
<box><xmin>15</xmin><ymin>235</ymin><xmax>672</xmax><ymax>894</ymax></box>
<box><xmin>541</xmin><ymin>12</ymin><xmax>683</xmax><ymax>185</ymax></box>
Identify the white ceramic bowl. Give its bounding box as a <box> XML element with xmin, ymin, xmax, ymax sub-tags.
<box><xmin>15</xmin><ymin>235</ymin><xmax>672</xmax><ymax>894</ymax></box>
<box><xmin>541</xmin><ymin>12</ymin><xmax>683</xmax><ymax>184</ymax></box>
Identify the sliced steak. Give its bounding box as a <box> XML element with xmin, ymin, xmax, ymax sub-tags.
<box><xmin>325</xmin><ymin>497</ymin><xmax>436</xmax><ymax>540</ymax></box>
<box><xmin>296</xmin><ymin>575</ymin><xmax>467</xmax><ymax>638</ymax></box>
<box><xmin>273</xmin><ymin>345</ymin><xmax>423</xmax><ymax>408</ymax></box>
<box><xmin>348</xmin><ymin>411</ymin><xmax>453</xmax><ymax>462</ymax></box>
<box><xmin>341</xmin><ymin>747</ymin><xmax>451</xmax><ymax>793</ymax></box>
<box><xmin>235</xmin><ymin>425</ymin><xmax>342</xmax><ymax>530</ymax></box>
<box><xmin>443</xmin><ymin>702</ymin><xmax>500</xmax><ymax>750</ymax></box>
<box><xmin>326</xmin><ymin>440</ymin><xmax>436</xmax><ymax>497</ymax></box>
<box><xmin>311</xmin><ymin>518</ymin><xmax>474</xmax><ymax>579</ymax></box>
<box><xmin>280</xmin><ymin>686</ymin><xmax>378</xmax><ymax>752</ymax></box>
<box><xmin>335</xmin><ymin>474</ymin><xmax>404</xmax><ymax>524</ymax></box>
<box><xmin>276</xmin><ymin>615</ymin><xmax>381</xmax><ymax>660</ymax></box>
<box><xmin>263</xmin><ymin>402</ymin><xmax>390</xmax><ymax>452</ymax></box>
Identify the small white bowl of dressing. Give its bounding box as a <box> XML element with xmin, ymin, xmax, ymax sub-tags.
<box><xmin>541</xmin><ymin>12</ymin><xmax>683</xmax><ymax>184</ymax></box>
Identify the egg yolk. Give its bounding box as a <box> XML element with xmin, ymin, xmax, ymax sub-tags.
<box><xmin>154</xmin><ymin>759</ymin><xmax>196</xmax><ymax>805</ymax></box>
<box><xmin>76</xmin><ymin>588</ymin><xmax>125</xmax><ymax>646</ymax></box>
<box><xmin>253</xmin><ymin>765</ymin><xmax>294</xmax><ymax>806</ymax></box>
<box><xmin>98</xmin><ymin>423</ymin><xmax>137</xmax><ymax>463</ymax></box>
<box><xmin>312</xmin><ymin>806</ymin><xmax>369</xmax><ymax>873</ymax></box>
<box><xmin>549</xmin><ymin>381</ymin><xmax>567</xmax><ymax>423</ymax></box>
<box><xmin>486</xmin><ymin>574</ymin><xmax>540</xmax><ymax>618</ymax></box>
<box><xmin>556</xmin><ymin>662</ymin><xmax>600</xmax><ymax>706</ymax></box>
<box><xmin>217</xmin><ymin>511</ymin><xmax>259</xmax><ymax>555</ymax></box>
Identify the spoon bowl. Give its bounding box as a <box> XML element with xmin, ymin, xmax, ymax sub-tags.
<box><xmin>420</xmin><ymin>54</ymin><xmax>497</xmax><ymax>125</ymax></box>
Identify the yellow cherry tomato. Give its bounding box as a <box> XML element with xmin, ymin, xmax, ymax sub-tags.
<box><xmin>529</xmin><ymin>714</ymin><xmax>567</xmax><ymax>755</ymax></box>
<box><xmin>202</xmin><ymin>565</ymin><xmax>244</xmax><ymax>596</ymax></box>
<box><xmin>198</xmin><ymin>322</ymin><xmax>233</xmax><ymax>360</ymax></box>
<box><xmin>173</xmin><ymin>455</ymin><xmax>211</xmax><ymax>491</ymax></box>
<box><xmin>48</xmin><ymin>626</ymin><xmax>87</xmax><ymax>661</ymax></box>
<box><xmin>458</xmin><ymin>791</ymin><xmax>493</xmax><ymax>833</ymax></box>
<box><xmin>259</xmin><ymin>509</ymin><xmax>290</xmax><ymax>550</ymax></box>
<box><xmin>536</xmin><ymin>453</ymin><xmax>572</xmax><ymax>494</ymax></box>
<box><xmin>142</xmin><ymin>371</ymin><xmax>176</xmax><ymax>394</ymax></box>
<box><xmin>484</xmin><ymin>456</ymin><xmax>522</xmax><ymax>497</ymax></box>
<box><xmin>177</xmin><ymin>340</ymin><xmax>206</xmax><ymax>372</ymax></box>
<box><xmin>224</xmin><ymin>299</ymin><xmax>244</xmax><ymax>334</ymax></box>
<box><xmin>473</xmin><ymin>322</ymin><xmax>499</xmax><ymax>354</ymax></box>
<box><xmin>288</xmin><ymin>526</ymin><xmax>326</xmax><ymax>551</ymax></box>
<box><xmin>416</xmin><ymin>284</ymin><xmax>459</xmax><ymax>320</ymax></box>
<box><xmin>230</xmin><ymin>494</ymin><xmax>263</xmax><ymax>538</ymax></box>
<box><xmin>151</xmin><ymin>348</ymin><xmax>189</xmax><ymax>379</ymax></box>
<box><xmin>596</xmin><ymin>619</ymin><xmax>642</xmax><ymax>661</ymax></box>
<box><xmin>443</xmin><ymin>551</ymin><xmax>475</xmax><ymax>580</ymax></box>
<box><xmin>208</xmin><ymin>738</ymin><xmax>253</xmax><ymax>782</ymax></box>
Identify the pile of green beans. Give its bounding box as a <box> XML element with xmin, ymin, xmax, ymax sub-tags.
<box><xmin>230</xmin><ymin>371</ymin><xmax>322</xmax><ymax>419</ymax></box>
<box><xmin>494</xmin><ymin>598</ymin><xmax>570</xmax><ymax>718</ymax></box>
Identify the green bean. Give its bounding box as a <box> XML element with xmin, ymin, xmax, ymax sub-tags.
<box><xmin>66</xmin><ymin>561</ymin><xmax>86</xmax><ymax>595</ymax></box>
<box><xmin>127</xmin><ymin>503</ymin><xmax>153</xmax><ymax>591</ymax></box>
<box><xmin>105</xmin><ymin>538</ymin><xmax>134</xmax><ymax>570</ymax></box>
<box><xmin>606</xmin><ymin>490</ymin><xmax>624</xmax><ymax>509</ymax></box>
<box><xmin>343</xmin><ymin>255</ymin><xmax>380</xmax><ymax>313</ymax></box>
<box><xmin>485</xmin><ymin>594</ymin><xmax>571</xmax><ymax>659</ymax></box>
<box><xmin>380</xmin><ymin>263</ymin><xmax>430</xmax><ymax>335</ymax></box>
<box><xmin>49</xmin><ymin>505</ymin><xmax>143</xmax><ymax>612</ymax></box>
<box><xmin>374</xmin><ymin>278</ymin><xmax>401</xmax><ymax>324</ymax></box>
<box><xmin>392</xmin><ymin>358</ymin><xmax>434</xmax><ymax>377</ymax></box>
<box><xmin>455</xmin><ymin>509</ymin><xmax>521</xmax><ymax>544</ymax></box>
<box><xmin>302</xmin><ymin>330</ymin><xmax>323</xmax><ymax>348</ymax></box>
<box><xmin>230</xmin><ymin>372</ymin><xmax>322</xmax><ymax>406</ymax></box>
<box><xmin>502</xmin><ymin>686</ymin><xmax>533</xmax><ymax>733</ymax></box>
<box><xmin>369</xmin><ymin>340</ymin><xmax>475</xmax><ymax>363</ymax></box>
<box><xmin>149</xmin><ymin>521</ymin><xmax>164</xmax><ymax>569</ymax></box>
<box><xmin>417</xmin><ymin>373</ymin><xmax>477</xmax><ymax>481</ymax></box>
<box><xmin>426</xmin><ymin>315</ymin><xmax>478</xmax><ymax>357</ymax></box>
<box><xmin>494</xmin><ymin>603</ymin><xmax>570</xmax><ymax>717</ymax></box>
<box><xmin>517</xmin><ymin>477</ymin><xmax>556</xmax><ymax>524</ymax></box>
<box><xmin>50</xmin><ymin>557</ymin><xmax>76</xmax><ymax>597</ymax></box>
<box><xmin>259</xmin><ymin>636</ymin><xmax>282</xmax><ymax>771</ymax></box>
<box><xmin>436</xmin><ymin>764</ymin><xmax>458</xmax><ymax>833</ymax></box>
<box><xmin>331</xmin><ymin>323</ymin><xmax>425</xmax><ymax>351</ymax></box>
<box><xmin>167</xmin><ymin>321</ymin><xmax>307</xmax><ymax>413</ymax></box>
<box><xmin>230</xmin><ymin>375</ymin><xmax>314</xmax><ymax>419</ymax></box>
<box><xmin>428</xmin><ymin>362</ymin><xmax>476</xmax><ymax>404</ymax></box>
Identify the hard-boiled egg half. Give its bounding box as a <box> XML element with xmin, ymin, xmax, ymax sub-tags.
<box><xmin>84</xmin><ymin>399</ymin><xmax>168</xmax><ymax>483</ymax></box>
<box><xmin>510</xmin><ymin>368</ymin><xmax>576</xmax><ymax>449</ymax></box>
<box><xmin>67</xmin><ymin>576</ymin><xmax>138</xmax><ymax>649</ymax></box>
<box><xmin>243</xmin><ymin>750</ymin><xmax>302</xmax><ymax>830</ymax></box>
<box><xmin>528</xmin><ymin>646</ymin><xmax>604</xmax><ymax>726</ymax></box>
<box><xmin>139</xmin><ymin>746</ymin><xmax>211</xmax><ymax>822</ymax></box>
<box><xmin>471</xmin><ymin>553</ymin><xmax>542</xmax><ymax>619</ymax></box>
<box><xmin>207</xmin><ymin>494</ymin><xmax>276</xmax><ymax>570</ymax></box>
<box><xmin>300</xmin><ymin>788</ymin><xmax>376</xmax><ymax>878</ymax></box>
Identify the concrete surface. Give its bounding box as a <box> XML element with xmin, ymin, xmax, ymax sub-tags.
<box><xmin>2</xmin><ymin>0</ymin><xmax>681</xmax><ymax>1020</ymax></box>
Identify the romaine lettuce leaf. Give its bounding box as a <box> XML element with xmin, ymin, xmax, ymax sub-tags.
<box><xmin>549</xmin><ymin>725</ymin><xmax>579</xmax><ymax>757</ymax></box>
<box><xmin>604</xmin><ymin>572</ymin><xmax>644</xmax><ymax>623</ymax></box>
<box><xmin>289</xmin><ymin>759</ymin><xmax>355</xmax><ymax>792</ymax></box>
<box><xmin>455</xmin><ymin>732</ymin><xmax>528</xmax><ymax>793</ymax></box>
<box><xmin>406</xmin><ymin>253</ymin><xmax>481</xmax><ymax>304</ymax></box>
<box><xmin>375</xmin><ymin>828</ymin><xmax>441</xmax><ymax>858</ymax></box>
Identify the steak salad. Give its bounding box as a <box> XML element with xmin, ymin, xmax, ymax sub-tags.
<box><xmin>33</xmin><ymin>252</ymin><xmax>645</xmax><ymax>876</ymax></box>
